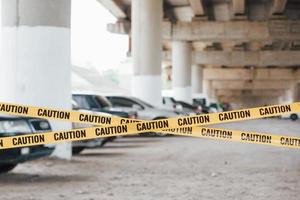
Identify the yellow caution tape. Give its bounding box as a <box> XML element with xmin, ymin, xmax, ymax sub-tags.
<box><xmin>0</xmin><ymin>102</ymin><xmax>299</xmax><ymax>130</ymax></box>
<box><xmin>1</xmin><ymin>125</ymin><xmax>300</xmax><ymax>149</ymax></box>
<box><xmin>0</xmin><ymin>101</ymin><xmax>299</xmax><ymax>149</ymax></box>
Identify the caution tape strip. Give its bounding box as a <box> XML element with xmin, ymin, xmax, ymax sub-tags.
<box><xmin>0</xmin><ymin>101</ymin><xmax>299</xmax><ymax>149</ymax></box>
<box><xmin>0</xmin><ymin>102</ymin><xmax>299</xmax><ymax>132</ymax></box>
<box><xmin>0</xmin><ymin>126</ymin><xmax>300</xmax><ymax>149</ymax></box>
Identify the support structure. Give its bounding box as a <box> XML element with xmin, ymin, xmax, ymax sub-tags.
<box><xmin>131</xmin><ymin>0</ymin><xmax>163</xmax><ymax>107</ymax></box>
<box><xmin>1</xmin><ymin>0</ymin><xmax>72</xmax><ymax>159</ymax></box>
<box><xmin>172</xmin><ymin>41</ymin><xmax>192</xmax><ymax>103</ymax></box>
<box><xmin>203</xmin><ymin>80</ymin><xmax>217</xmax><ymax>104</ymax></box>
<box><xmin>192</xmin><ymin>64</ymin><xmax>203</xmax><ymax>95</ymax></box>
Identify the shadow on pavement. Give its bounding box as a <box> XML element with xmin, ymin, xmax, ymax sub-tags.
<box><xmin>102</xmin><ymin>144</ymin><xmax>143</xmax><ymax>149</ymax></box>
<box><xmin>0</xmin><ymin>173</ymin><xmax>89</xmax><ymax>184</ymax></box>
<box><xmin>76</xmin><ymin>152</ymin><xmax>125</xmax><ymax>157</ymax></box>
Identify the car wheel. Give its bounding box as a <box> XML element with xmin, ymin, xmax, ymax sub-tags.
<box><xmin>0</xmin><ymin>164</ymin><xmax>17</xmax><ymax>173</ymax></box>
<box><xmin>100</xmin><ymin>137</ymin><xmax>115</xmax><ymax>147</ymax></box>
<box><xmin>290</xmin><ymin>114</ymin><xmax>298</xmax><ymax>121</ymax></box>
<box><xmin>72</xmin><ymin>147</ymin><xmax>85</xmax><ymax>155</ymax></box>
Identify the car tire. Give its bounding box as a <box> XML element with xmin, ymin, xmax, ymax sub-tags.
<box><xmin>72</xmin><ymin>147</ymin><xmax>85</xmax><ymax>155</ymax></box>
<box><xmin>0</xmin><ymin>164</ymin><xmax>17</xmax><ymax>173</ymax></box>
<box><xmin>290</xmin><ymin>114</ymin><xmax>298</xmax><ymax>121</ymax></box>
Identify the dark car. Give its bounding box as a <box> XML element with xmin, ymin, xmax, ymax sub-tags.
<box><xmin>72</xmin><ymin>94</ymin><xmax>137</xmax><ymax>118</ymax></box>
<box><xmin>71</xmin><ymin>94</ymin><xmax>137</xmax><ymax>154</ymax></box>
<box><xmin>0</xmin><ymin>115</ymin><xmax>54</xmax><ymax>173</ymax></box>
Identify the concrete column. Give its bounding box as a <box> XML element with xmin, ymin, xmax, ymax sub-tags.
<box><xmin>131</xmin><ymin>0</ymin><xmax>163</xmax><ymax>107</ymax></box>
<box><xmin>172</xmin><ymin>41</ymin><xmax>192</xmax><ymax>103</ymax></box>
<box><xmin>192</xmin><ymin>64</ymin><xmax>203</xmax><ymax>95</ymax></box>
<box><xmin>1</xmin><ymin>0</ymin><xmax>72</xmax><ymax>159</ymax></box>
<box><xmin>203</xmin><ymin>80</ymin><xmax>217</xmax><ymax>105</ymax></box>
<box><xmin>284</xmin><ymin>85</ymin><xmax>296</xmax><ymax>103</ymax></box>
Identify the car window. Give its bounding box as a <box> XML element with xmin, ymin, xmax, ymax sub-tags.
<box><xmin>107</xmin><ymin>97</ymin><xmax>137</xmax><ymax>108</ymax></box>
<box><xmin>131</xmin><ymin>97</ymin><xmax>154</xmax><ymax>108</ymax></box>
<box><xmin>73</xmin><ymin>95</ymin><xmax>103</xmax><ymax>109</ymax></box>
<box><xmin>95</xmin><ymin>96</ymin><xmax>112</xmax><ymax>108</ymax></box>
<box><xmin>163</xmin><ymin>97</ymin><xmax>175</xmax><ymax>106</ymax></box>
<box><xmin>177</xmin><ymin>101</ymin><xmax>196</xmax><ymax>109</ymax></box>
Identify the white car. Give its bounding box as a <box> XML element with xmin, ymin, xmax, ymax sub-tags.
<box><xmin>106</xmin><ymin>96</ymin><xmax>178</xmax><ymax>120</ymax></box>
<box><xmin>281</xmin><ymin>113</ymin><xmax>300</xmax><ymax>121</ymax></box>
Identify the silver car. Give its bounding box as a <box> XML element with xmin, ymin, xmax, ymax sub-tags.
<box><xmin>106</xmin><ymin>96</ymin><xmax>180</xmax><ymax>136</ymax></box>
<box><xmin>105</xmin><ymin>96</ymin><xmax>178</xmax><ymax>120</ymax></box>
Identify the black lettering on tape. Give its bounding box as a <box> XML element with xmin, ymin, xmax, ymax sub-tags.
<box><xmin>12</xmin><ymin>135</ymin><xmax>45</xmax><ymax>146</ymax></box>
<box><xmin>0</xmin><ymin>139</ymin><xmax>3</xmax><ymax>147</ymax></box>
<box><xmin>219</xmin><ymin>110</ymin><xmax>251</xmax><ymax>121</ymax></box>
<box><xmin>120</xmin><ymin>119</ymin><xmax>140</xmax><ymax>124</ymax></box>
<box><xmin>0</xmin><ymin>104</ymin><xmax>28</xmax><ymax>114</ymax></box>
<box><xmin>136</xmin><ymin>120</ymin><xmax>169</xmax><ymax>131</ymax></box>
<box><xmin>259</xmin><ymin>105</ymin><xmax>291</xmax><ymax>116</ymax></box>
<box><xmin>54</xmin><ymin>130</ymin><xmax>86</xmax><ymax>141</ymax></box>
<box><xmin>95</xmin><ymin>125</ymin><xmax>128</xmax><ymax>136</ymax></box>
<box><xmin>201</xmin><ymin>128</ymin><xmax>233</xmax><ymax>139</ymax></box>
<box><xmin>241</xmin><ymin>133</ymin><xmax>272</xmax><ymax>143</ymax></box>
<box><xmin>166</xmin><ymin>127</ymin><xmax>193</xmax><ymax>134</ymax></box>
<box><xmin>37</xmin><ymin>109</ymin><xmax>70</xmax><ymax>120</ymax></box>
<box><xmin>280</xmin><ymin>137</ymin><xmax>300</xmax><ymax>147</ymax></box>
<box><xmin>177</xmin><ymin>115</ymin><xmax>210</xmax><ymax>126</ymax></box>
<box><xmin>79</xmin><ymin>114</ymin><xmax>111</xmax><ymax>124</ymax></box>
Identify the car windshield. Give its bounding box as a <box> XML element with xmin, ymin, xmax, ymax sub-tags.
<box><xmin>130</xmin><ymin>97</ymin><xmax>154</xmax><ymax>108</ymax></box>
<box><xmin>73</xmin><ymin>95</ymin><xmax>112</xmax><ymax>110</ymax></box>
<box><xmin>176</xmin><ymin>101</ymin><xmax>197</xmax><ymax>109</ymax></box>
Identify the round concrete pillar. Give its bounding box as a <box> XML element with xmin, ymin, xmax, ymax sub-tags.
<box><xmin>192</xmin><ymin>64</ymin><xmax>203</xmax><ymax>95</ymax></box>
<box><xmin>1</xmin><ymin>0</ymin><xmax>72</xmax><ymax>159</ymax></box>
<box><xmin>172</xmin><ymin>41</ymin><xmax>192</xmax><ymax>103</ymax></box>
<box><xmin>131</xmin><ymin>0</ymin><xmax>163</xmax><ymax>107</ymax></box>
<box><xmin>203</xmin><ymin>80</ymin><xmax>217</xmax><ymax>105</ymax></box>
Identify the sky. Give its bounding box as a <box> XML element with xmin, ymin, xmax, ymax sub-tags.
<box><xmin>71</xmin><ymin>0</ymin><xmax>128</xmax><ymax>72</ymax></box>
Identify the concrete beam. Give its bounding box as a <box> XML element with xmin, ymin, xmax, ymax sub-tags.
<box><xmin>219</xmin><ymin>96</ymin><xmax>280</xmax><ymax>109</ymax></box>
<box><xmin>216</xmin><ymin>89</ymin><xmax>285</xmax><ymax>97</ymax></box>
<box><xmin>173</xmin><ymin>6</ymin><xmax>194</xmax><ymax>21</ymax></box>
<box><xmin>97</xmin><ymin>0</ymin><xmax>127</xmax><ymax>19</ymax></box>
<box><xmin>107</xmin><ymin>20</ymin><xmax>300</xmax><ymax>42</ymax></box>
<box><xmin>270</xmin><ymin>0</ymin><xmax>287</xmax><ymax>15</ymax></box>
<box><xmin>203</xmin><ymin>68</ymin><xmax>300</xmax><ymax>80</ymax></box>
<box><xmin>189</xmin><ymin>0</ymin><xmax>205</xmax><ymax>16</ymax></box>
<box><xmin>232</xmin><ymin>0</ymin><xmax>245</xmax><ymax>15</ymax></box>
<box><xmin>212</xmin><ymin>80</ymin><xmax>292</xmax><ymax>90</ymax></box>
<box><xmin>163</xmin><ymin>51</ymin><xmax>300</xmax><ymax>67</ymax></box>
<box><xmin>194</xmin><ymin>51</ymin><xmax>300</xmax><ymax>67</ymax></box>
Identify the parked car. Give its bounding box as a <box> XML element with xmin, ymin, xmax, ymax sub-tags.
<box><xmin>209</xmin><ymin>102</ymin><xmax>224</xmax><ymax>113</ymax></box>
<box><xmin>193</xmin><ymin>98</ymin><xmax>210</xmax><ymax>113</ymax></box>
<box><xmin>106</xmin><ymin>96</ymin><xmax>181</xmax><ymax>136</ymax></box>
<box><xmin>281</xmin><ymin>113</ymin><xmax>300</xmax><ymax>121</ymax></box>
<box><xmin>0</xmin><ymin>115</ymin><xmax>54</xmax><ymax>173</ymax></box>
<box><xmin>106</xmin><ymin>96</ymin><xmax>178</xmax><ymax>121</ymax></box>
<box><xmin>71</xmin><ymin>101</ymin><xmax>115</xmax><ymax>154</ymax></box>
<box><xmin>162</xmin><ymin>97</ymin><xmax>202</xmax><ymax>115</ymax></box>
<box><xmin>72</xmin><ymin>94</ymin><xmax>137</xmax><ymax>119</ymax></box>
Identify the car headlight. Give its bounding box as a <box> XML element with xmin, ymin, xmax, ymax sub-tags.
<box><xmin>0</xmin><ymin>120</ymin><xmax>32</xmax><ymax>135</ymax></box>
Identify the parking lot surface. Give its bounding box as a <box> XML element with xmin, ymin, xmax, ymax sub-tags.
<box><xmin>0</xmin><ymin>118</ymin><xmax>300</xmax><ymax>200</ymax></box>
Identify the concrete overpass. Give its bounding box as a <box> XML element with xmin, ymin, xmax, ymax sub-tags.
<box><xmin>99</xmin><ymin>0</ymin><xmax>300</xmax><ymax>107</ymax></box>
